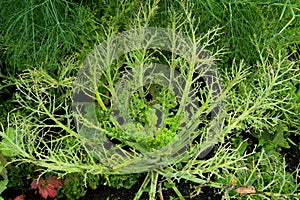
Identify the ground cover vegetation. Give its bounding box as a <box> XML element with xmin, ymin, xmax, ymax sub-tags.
<box><xmin>0</xmin><ymin>0</ymin><xmax>300</xmax><ymax>199</ymax></box>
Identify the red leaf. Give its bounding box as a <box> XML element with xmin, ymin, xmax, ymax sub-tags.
<box><xmin>31</xmin><ymin>178</ymin><xmax>45</xmax><ymax>189</ymax></box>
<box><xmin>31</xmin><ymin>176</ymin><xmax>64</xmax><ymax>199</ymax></box>
<box><xmin>38</xmin><ymin>187</ymin><xmax>49</xmax><ymax>199</ymax></box>
<box><xmin>46</xmin><ymin>176</ymin><xmax>64</xmax><ymax>188</ymax></box>
<box><xmin>30</xmin><ymin>179</ymin><xmax>38</xmax><ymax>189</ymax></box>
<box><xmin>14</xmin><ymin>195</ymin><xmax>25</xmax><ymax>200</ymax></box>
<box><xmin>46</xmin><ymin>184</ymin><xmax>58</xmax><ymax>198</ymax></box>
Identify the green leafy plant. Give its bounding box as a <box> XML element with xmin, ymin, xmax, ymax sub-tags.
<box><xmin>56</xmin><ymin>173</ymin><xmax>101</xmax><ymax>200</ymax></box>
<box><xmin>103</xmin><ymin>173</ymin><xmax>141</xmax><ymax>189</ymax></box>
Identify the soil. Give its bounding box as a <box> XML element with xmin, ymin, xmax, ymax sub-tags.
<box><xmin>281</xmin><ymin>134</ymin><xmax>300</xmax><ymax>173</ymax></box>
<box><xmin>81</xmin><ymin>177</ymin><xmax>222</xmax><ymax>200</ymax></box>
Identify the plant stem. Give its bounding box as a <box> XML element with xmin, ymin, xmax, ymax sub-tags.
<box><xmin>150</xmin><ymin>170</ymin><xmax>159</xmax><ymax>200</ymax></box>
<box><xmin>134</xmin><ymin>172</ymin><xmax>151</xmax><ymax>200</ymax></box>
<box><xmin>167</xmin><ymin>178</ymin><xmax>184</xmax><ymax>200</ymax></box>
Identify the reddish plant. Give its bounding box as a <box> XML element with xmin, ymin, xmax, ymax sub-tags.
<box><xmin>14</xmin><ymin>195</ymin><xmax>25</xmax><ymax>200</ymax></box>
<box><xmin>31</xmin><ymin>176</ymin><xmax>64</xmax><ymax>199</ymax></box>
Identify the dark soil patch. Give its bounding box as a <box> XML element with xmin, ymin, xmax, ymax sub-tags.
<box><xmin>281</xmin><ymin>134</ymin><xmax>300</xmax><ymax>173</ymax></box>
<box><xmin>81</xmin><ymin>177</ymin><xmax>222</xmax><ymax>200</ymax></box>
<box><xmin>2</xmin><ymin>188</ymin><xmax>44</xmax><ymax>200</ymax></box>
